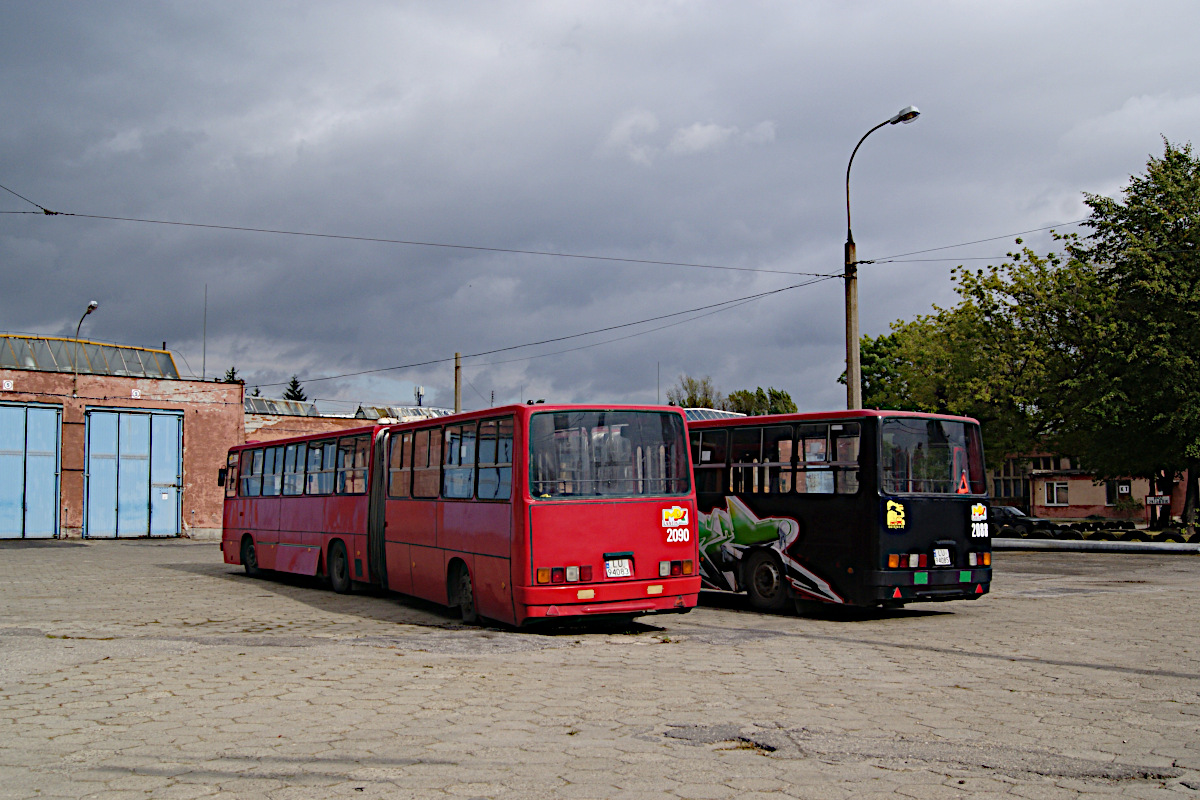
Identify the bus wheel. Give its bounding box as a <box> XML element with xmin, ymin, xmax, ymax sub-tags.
<box><xmin>745</xmin><ymin>550</ymin><xmax>790</xmax><ymax>612</ymax></box>
<box><xmin>328</xmin><ymin>541</ymin><xmax>352</xmax><ymax>594</ymax></box>
<box><xmin>456</xmin><ymin>565</ymin><xmax>478</xmax><ymax>625</ymax></box>
<box><xmin>240</xmin><ymin>536</ymin><xmax>261</xmax><ymax>578</ymax></box>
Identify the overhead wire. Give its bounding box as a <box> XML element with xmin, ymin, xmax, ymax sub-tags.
<box><xmin>0</xmin><ymin>183</ymin><xmax>832</xmax><ymax>278</ymax></box>
<box><xmin>253</xmin><ymin>276</ymin><xmax>831</xmax><ymax>388</ymax></box>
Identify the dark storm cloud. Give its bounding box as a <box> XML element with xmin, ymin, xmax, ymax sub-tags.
<box><xmin>3</xmin><ymin>1</ymin><xmax>1200</xmax><ymax>411</ymax></box>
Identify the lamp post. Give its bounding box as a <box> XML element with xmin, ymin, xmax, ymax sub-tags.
<box><xmin>71</xmin><ymin>300</ymin><xmax>99</xmax><ymax>398</ymax></box>
<box><xmin>844</xmin><ymin>105</ymin><xmax>920</xmax><ymax>410</ymax></box>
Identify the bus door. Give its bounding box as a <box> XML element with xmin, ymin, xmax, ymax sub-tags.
<box><xmin>367</xmin><ymin>429</ymin><xmax>389</xmax><ymax>588</ymax></box>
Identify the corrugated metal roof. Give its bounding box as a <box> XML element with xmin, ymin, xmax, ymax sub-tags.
<box><xmin>355</xmin><ymin>405</ymin><xmax>455</xmax><ymax>422</ymax></box>
<box><xmin>243</xmin><ymin>397</ymin><xmax>319</xmax><ymax>417</ymax></box>
<box><xmin>0</xmin><ymin>335</ymin><xmax>180</xmax><ymax>379</ymax></box>
<box><xmin>684</xmin><ymin>408</ymin><xmax>746</xmax><ymax>421</ymax></box>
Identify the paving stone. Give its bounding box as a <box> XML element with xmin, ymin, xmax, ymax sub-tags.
<box><xmin>0</xmin><ymin>544</ymin><xmax>1197</xmax><ymax>798</ymax></box>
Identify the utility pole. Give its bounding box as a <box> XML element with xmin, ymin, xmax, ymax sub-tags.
<box><xmin>454</xmin><ymin>352</ymin><xmax>462</xmax><ymax>413</ymax></box>
<box><xmin>843</xmin><ymin>105</ymin><xmax>920</xmax><ymax>409</ymax></box>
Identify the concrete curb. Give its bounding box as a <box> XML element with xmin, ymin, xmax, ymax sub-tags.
<box><xmin>993</xmin><ymin>537</ymin><xmax>1200</xmax><ymax>554</ymax></box>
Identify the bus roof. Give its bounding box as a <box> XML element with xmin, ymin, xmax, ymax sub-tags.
<box><xmin>230</xmin><ymin>403</ymin><xmax>689</xmax><ymax>452</ymax></box>
<box><xmin>685</xmin><ymin>408</ymin><xmax>982</xmax><ymax>429</ymax></box>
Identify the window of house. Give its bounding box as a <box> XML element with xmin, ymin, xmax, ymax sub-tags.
<box><xmin>1106</xmin><ymin>479</ymin><xmax>1132</xmax><ymax>505</ymax></box>
<box><xmin>1045</xmin><ymin>481</ymin><xmax>1069</xmax><ymax>506</ymax></box>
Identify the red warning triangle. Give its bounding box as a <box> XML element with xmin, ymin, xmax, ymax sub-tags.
<box><xmin>892</xmin><ymin>587</ymin><xmax>902</xmax><ymax>599</ymax></box>
<box><xmin>975</xmin><ymin>584</ymin><xmax>983</xmax><ymax>594</ymax></box>
<box><xmin>957</xmin><ymin>473</ymin><xmax>970</xmax><ymax>494</ymax></box>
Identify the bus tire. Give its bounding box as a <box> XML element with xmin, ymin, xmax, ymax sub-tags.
<box><xmin>328</xmin><ymin>541</ymin><xmax>352</xmax><ymax>594</ymax></box>
<box><xmin>455</xmin><ymin>565</ymin><xmax>478</xmax><ymax>625</ymax></box>
<box><xmin>240</xmin><ymin>536</ymin><xmax>261</xmax><ymax>578</ymax></box>
<box><xmin>744</xmin><ymin>550</ymin><xmax>790</xmax><ymax>612</ymax></box>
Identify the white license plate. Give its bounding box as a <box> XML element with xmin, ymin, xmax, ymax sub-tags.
<box><xmin>933</xmin><ymin>548</ymin><xmax>951</xmax><ymax>567</ymax></box>
<box><xmin>605</xmin><ymin>558</ymin><xmax>632</xmax><ymax>578</ymax></box>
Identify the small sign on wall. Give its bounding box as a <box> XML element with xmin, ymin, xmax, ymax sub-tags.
<box><xmin>2</xmin><ymin>380</ymin><xmax>12</xmax><ymax>391</ymax></box>
<box><xmin>131</xmin><ymin>389</ymin><xmax>141</xmax><ymax>399</ymax></box>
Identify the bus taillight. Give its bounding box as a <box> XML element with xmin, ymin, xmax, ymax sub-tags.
<box><xmin>887</xmin><ymin>553</ymin><xmax>930</xmax><ymax>568</ymax></box>
<box><xmin>658</xmin><ymin>559</ymin><xmax>694</xmax><ymax>577</ymax></box>
<box><xmin>537</xmin><ymin>564</ymin><xmax>595</xmax><ymax>584</ymax></box>
<box><xmin>966</xmin><ymin>552</ymin><xmax>991</xmax><ymax>567</ymax></box>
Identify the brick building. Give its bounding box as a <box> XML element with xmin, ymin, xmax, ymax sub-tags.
<box><xmin>989</xmin><ymin>451</ymin><xmax>1186</xmax><ymax>524</ymax></box>
<box><xmin>1</xmin><ymin>335</ymin><xmax>243</xmax><ymax>539</ymax></box>
<box><xmin>2</xmin><ymin>336</ymin><xmax>454</xmax><ymax>541</ymax></box>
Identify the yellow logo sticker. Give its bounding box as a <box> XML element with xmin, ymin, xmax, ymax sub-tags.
<box><xmin>662</xmin><ymin>505</ymin><xmax>689</xmax><ymax>527</ymax></box>
<box><xmin>971</xmin><ymin>503</ymin><xmax>987</xmax><ymax>522</ymax></box>
<box><xmin>886</xmin><ymin>500</ymin><xmax>906</xmax><ymax>529</ymax></box>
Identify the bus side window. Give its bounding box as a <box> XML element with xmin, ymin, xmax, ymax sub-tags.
<box><xmin>336</xmin><ymin>436</ymin><xmax>369</xmax><ymax>495</ymax></box>
<box><xmin>443</xmin><ymin>423</ymin><xmax>477</xmax><ymax>499</ymax></box>
<box><xmin>477</xmin><ymin>418</ymin><xmax>513</xmax><ymax>500</ymax></box>
<box><xmin>729</xmin><ymin>427</ymin><xmax>762</xmax><ymax>494</ymax></box>
<box><xmin>694</xmin><ymin>430</ymin><xmax>727</xmax><ymax>494</ymax></box>
<box><xmin>282</xmin><ymin>443</ymin><xmax>305</xmax><ymax>496</ymax></box>
<box><xmin>388</xmin><ymin>431</ymin><xmax>412</xmax><ymax>498</ymax></box>
<box><xmin>832</xmin><ymin>423</ymin><xmax>860</xmax><ymax>495</ymax></box>
<box><xmin>762</xmin><ymin>425</ymin><xmax>793</xmax><ymax>494</ymax></box>
<box><xmin>225</xmin><ymin>452</ymin><xmax>239</xmax><ymax>498</ymax></box>
<box><xmin>796</xmin><ymin>424</ymin><xmax>833</xmax><ymax>494</ymax></box>
<box><xmin>412</xmin><ymin>428</ymin><xmax>442</xmax><ymax>499</ymax></box>
<box><xmin>241</xmin><ymin>449</ymin><xmax>263</xmax><ymax>497</ymax></box>
<box><xmin>305</xmin><ymin>440</ymin><xmax>335</xmax><ymax>495</ymax></box>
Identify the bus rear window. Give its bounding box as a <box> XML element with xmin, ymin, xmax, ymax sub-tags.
<box><xmin>530</xmin><ymin>411</ymin><xmax>690</xmax><ymax>498</ymax></box>
<box><xmin>880</xmin><ymin>417</ymin><xmax>986</xmax><ymax>495</ymax></box>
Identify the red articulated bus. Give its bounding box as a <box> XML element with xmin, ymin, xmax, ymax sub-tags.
<box><xmin>220</xmin><ymin>404</ymin><xmax>700</xmax><ymax>626</ymax></box>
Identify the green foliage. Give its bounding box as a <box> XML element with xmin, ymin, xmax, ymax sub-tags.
<box><xmin>222</xmin><ymin>366</ymin><xmax>240</xmax><ymax>383</ymax></box>
<box><xmin>666</xmin><ymin>374</ymin><xmax>725</xmax><ymax>409</ymax></box>
<box><xmin>727</xmin><ymin>387</ymin><xmax>797</xmax><ymax>416</ymax></box>
<box><xmin>1112</xmin><ymin>495</ymin><xmax>1144</xmax><ymax>518</ymax></box>
<box><xmin>859</xmin><ymin>139</ymin><xmax>1200</xmax><ymax>528</ymax></box>
<box><xmin>1063</xmin><ymin>139</ymin><xmax>1200</xmax><ymax>479</ymax></box>
<box><xmin>283</xmin><ymin>375</ymin><xmax>307</xmax><ymax>402</ymax></box>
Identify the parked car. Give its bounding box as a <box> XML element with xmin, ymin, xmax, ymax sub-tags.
<box><xmin>989</xmin><ymin>505</ymin><xmax>1056</xmax><ymax>537</ymax></box>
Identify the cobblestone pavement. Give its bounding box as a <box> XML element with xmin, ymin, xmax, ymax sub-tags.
<box><xmin>1</xmin><ymin>540</ymin><xmax>1197</xmax><ymax>799</ymax></box>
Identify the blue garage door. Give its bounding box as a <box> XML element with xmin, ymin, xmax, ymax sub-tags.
<box><xmin>85</xmin><ymin>410</ymin><xmax>182</xmax><ymax>538</ymax></box>
<box><xmin>0</xmin><ymin>404</ymin><xmax>61</xmax><ymax>539</ymax></box>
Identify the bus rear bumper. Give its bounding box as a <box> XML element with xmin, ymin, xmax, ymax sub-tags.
<box><xmin>516</xmin><ymin>578</ymin><xmax>699</xmax><ymax>620</ymax></box>
<box><xmin>867</xmin><ymin>568</ymin><xmax>991</xmax><ymax>603</ymax></box>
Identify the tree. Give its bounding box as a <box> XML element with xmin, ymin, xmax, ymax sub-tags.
<box><xmin>856</xmin><ymin>241</ymin><xmax>1099</xmax><ymax>461</ymax></box>
<box><xmin>666</xmin><ymin>375</ymin><xmax>725</xmax><ymax>409</ymax></box>
<box><xmin>283</xmin><ymin>375</ymin><xmax>307</xmax><ymax>402</ymax></box>
<box><xmin>858</xmin><ymin>140</ymin><xmax>1200</xmax><ymax>532</ymax></box>
<box><xmin>222</xmin><ymin>366</ymin><xmax>240</xmax><ymax>383</ymax></box>
<box><xmin>727</xmin><ymin>387</ymin><xmax>797</xmax><ymax>416</ymax></box>
<box><xmin>1065</xmin><ymin>139</ymin><xmax>1200</xmax><ymax>530</ymax></box>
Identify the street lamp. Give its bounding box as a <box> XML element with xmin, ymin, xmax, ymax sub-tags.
<box><xmin>71</xmin><ymin>300</ymin><xmax>99</xmax><ymax>397</ymax></box>
<box><xmin>844</xmin><ymin>105</ymin><xmax>920</xmax><ymax>410</ymax></box>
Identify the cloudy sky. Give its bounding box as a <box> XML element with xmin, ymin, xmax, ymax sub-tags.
<box><xmin>3</xmin><ymin>1</ymin><xmax>1199</xmax><ymax>413</ymax></box>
